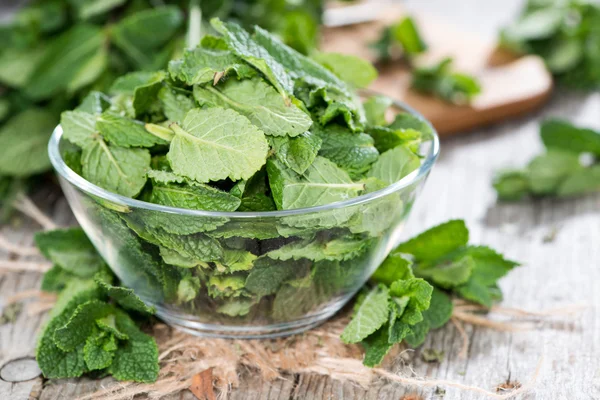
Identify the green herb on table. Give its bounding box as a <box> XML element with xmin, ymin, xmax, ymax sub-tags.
<box><xmin>411</xmin><ymin>58</ymin><xmax>482</xmax><ymax>105</ymax></box>
<box><xmin>500</xmin><ymin>0</ymin><xmax>600</xmax><ymax>90</ymax></box>
<box><xmin>342</xmin><ymin>220</ymin><xmax>519</xmax><ymax>366</ymax></box>
<box><xmin>35</xmin><ymin>228</ymin><xmax>159</xmax><ymax>382</ymax></box>
<box><xmin>370</xmin><ymin>16</ymin><xmax>428</xmax><ymax>62</ymax></box>
<box><xmin>494</xmin><ymin>119</ymin><xmax>600</xmax><ymax>201</ymax></box>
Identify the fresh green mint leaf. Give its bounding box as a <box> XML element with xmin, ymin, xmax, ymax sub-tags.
<box><xmin>211</xmin><ymin>18</ymin><xmax>294</xmax><ymax>99</ymax></box>
<box><xmin>395</xmin><ymin>220</ymin><xmax>469</xmax><ymax>262</ymax></box>
<box><xmin>312</xmin><ymin>52</ymin><xmax>378</xmax><ymax>88</ymax></box>
<box><xmin>415</xmin><ymin>256</ymin><xmax>474</xmax><ymax>289</ymax></box>
<box><xmin>557</xmin><ymin>165</ymin><xmax>600</xmax><ymax>197</ymax></box>
<box><xmin>158</xmin><ymin>86</ymin><xmax>195</xmax><ymax>123</ymax></box>
<box><xmin>540</xmin><ymin>119</ymin><xmax>600</xmax><ymax>156</ymax></box>
<box><xmin>527</xmin><ymin>150</ymin><xmax>582</xmax><ymax>195</ymax></box>
<box><xmin>314</xmin><ymin>124</ymin><xmax>379</xmax><ymax>177</ymax></box>
<box><xmin>0</xmin><ymin>109</ymin><xmax>57</xmax><ymax>177</ymax></box>
<box><xmin>266</xmin><ymin>236</ymin><xmax>371</xmax><ymax>262</ymax></box>
<box><xmin>194</xmin><ymin>77</ymin><xmax>312</xmax><ymax>137</ymax></box>
<box><xmin>76</xmin><ymin>91</ymin><xmax>111</xmax><ymax>115</ymax></box>
<box><xmin>371</xmin><ymin>253</ymin><xmax>414</xmax><ymax>286</ymax></box>
<box><xmin>411</xmin><ymin>58</ymin><xmax>481</xmax><ymax>105</ymax></box>
<box><xmin>96</xmin><ymin>314</ymin><xmax>129</xmax><ymax>340</ymax></box>
<box><xmin>245</xmin><ymin>257</ymin><xmax>309</xmax><ymax>297</ymax></box>
<box><xmin>35</xmin><ymin>228</ymin><xmax>105</xmax><ymax>278</ymax></box>
<box><xmin>81</xmin><ymin>136</ymin><xmax>150</xmax><ymax>197</ymax></box>
<box><xmin>54</xmin><ymin>300</ymin><xmax>114</xmax><ymax>352</ymax></box>
<box><xmin>168</xmin><ymin>46</ymin><xmax>255</xmax><ymax>85</ymax></box>
<box><xmin>207</xmin><ymin>274</ymin><xmax>248</xmax><ymax>298</ymax></box>
<box><xmin>269</xmin><ymin>131</ymin><xmax>322</xmax><ymax>175</ymax></box>
<box><xmin>107</xmin><ymin>310</ymin><xmax>159</xmax><ymax>383</ymax></box>
<box><xmin>111</xmin><ymin>6</ymin><xmax>183</xmax><ymax>70</ymax></box>
<box><xmin>389</xmin><ymin>278</ymin><xmax>432</xmax><ymax>325</ymax></box>
<box><xmin>61</xmin><ymin>110</ymin><xmax>97</xmax><ymax>147</ymax></box>
<box><xmin>341</xmin><ymin>285</ymin><xmax>390</xmax><ymax>344</ymax></box>
<box><xmin>83</xmin><ymin>329</ymin><xmax>116</xmax><ymax>371</ymax></box>
<box><xmin>362</xmin><ymin>327</ymin><xmax>393</xmax><ymax>367</ymax></box>
<box><xmin>177</xmin><ymin>276</ymin><xmax>201</xmax><ymax>303</ymax></box>
<box><xmin>167</xmin><ymin>107</ymin><xmax>269</xmax><ymax>183</ymax></box>
<box><xmin>493</xmin><ymin>169</ymin><xmax>530</xmax><ymax>201</ymax></box>
<box><xmin>368</xmin><ymin>126</ymin><xmax>422</xmax><ymax>154</ymax></box>
<box><xmin>404</xmin><ymin>288</ymin><xmax>453</xmax><ymax>347</ymax></box>
<box><xmin>267</xmin><ymin>156</ymin><xmax>364</xmax><ymax>210</ymax></box>
<box><xmin>97</xmin><ymin>112</ymin><xmax>168</xmax><ymax>148</ymax></box>
<box><xmin>149</xmin><ymin>177</ymin><xmax>241</xmax><ymax>212</ymax></box>
<box><xmin>391</xmin><ymin>16</ymin><xmax>428</xmax><ymax>56</ymax></box>
<box><xmin>96</xmin><ymin>278</ymin><xmax>155</xmax><ymax>314</ymax></box>
<box><xmin>367</xmin><ymin>146</ymin><xmax>421</xmax><ymax>185</ymax></box>
<box><xmin>26</xmin><ymin>25</ymin><xmax>105</xmax><ymax>100</ymax></box>
<box><xmin>363</xmin><ymin>95</ymin><xmax>392</xmax><ymax>126</ymax></box>
<box><xmin>41</xmin><ymin>265</ymin><xmax>78</xmax><ymax>293</ymax></box>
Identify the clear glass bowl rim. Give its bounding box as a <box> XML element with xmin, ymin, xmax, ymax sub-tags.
<box><xmin>48</xmin><ymin>99</ymin><xmax>440</xmax><ymax>219</ymax></box>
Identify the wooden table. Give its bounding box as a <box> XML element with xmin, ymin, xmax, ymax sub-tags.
<box><xmin>1</xmin><ymin>1</ymin><xmax>599</xmax><ymax>399</ymax></box>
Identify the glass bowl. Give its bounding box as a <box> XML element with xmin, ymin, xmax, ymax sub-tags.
<box><xmin>48</xmin><ymin>100</ymin><xmax>439</xmax><ymax>339</ymax></box>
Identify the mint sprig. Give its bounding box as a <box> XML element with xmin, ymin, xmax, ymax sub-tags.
<box><xmin>343</xmin><ymin>220</ymin><xmax>519</xmax><ymax>366</ymax></box>
<box><xmin>494</xmin><ymin>119</ymin><xmax>600</xmax><ymax>200</ymax></box>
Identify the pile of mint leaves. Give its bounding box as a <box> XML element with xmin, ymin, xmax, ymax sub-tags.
<box><xmin>500</xmin><ymin>0</ymin><xmax>600</xmax><ymax>89</ymax></box>
<box><xmin>56</xmin><ymin>17</ymin><xmax>434</xmax><ymax>330</ymax></box>
<box><xmin>494</xmin><ymin>119</ymin><xmax>600</xmax><ymax>200</ymax></box>
<box><xmin>370</xmin><ymin>16</ymin><xmax>481</xmax><ymax>105</ymax></box>
<box><xmin>0</xmin><ymin>0</ymin><xmax>322</xmax><ymax>211</ymax></box>
<box><xmin>35</xmin><ymin>219</ymin><xmax>518</xmax><ymax>381</ymax></box>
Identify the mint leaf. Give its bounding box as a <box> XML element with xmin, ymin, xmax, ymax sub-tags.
<box><xmin>111</xmin><ymin>6</ymin><xmax>183</xmax><ymax>70</ymax></box>
<box><xmin>35</xmin><ymin>228</ymin><xmax>105</xmax><ymax>278</ymax></box>
<box><xmin>312</xmin><ymin>52</ymin><xmax>378</xmax><ymax>88</ymax></box>
<box><xmin>96</xmin><ymin>279</ymin><xmax>155</xmax><ymax>314</ymax></box>
<box><xmin>211</xmin><ymin>18</ymin><xmax>294</xmax><ymax>99</ymax></box>
<box><xmin>395</xmin><ymin>220</ymin><xmax>469</xmax><ymax>262</ymax></box>
<box><xmin>149</xmin><ymin>176</ymin><xmax>241</xmax><ymax>212</ymax></box>
<box><xmin>81</xmin><ymin>137</ymin><xmax>150</xmax><ymax>197</ymax></box>
<box><xmin>83</xmin><ymin>330</ymin><xmax>116</xmax><ymax>371</ymax></box>
<box><xmin>41</xmin><ymin>265</ymin><xmax>78</xmax><ymax>293</ymax></box>
<box><xmin>341</xmin><ymin>285</ymin><xmax>390</xmax><ymax>344</ymax></box>
<box><xmin>371</xmin><ymin>253</ymin><xmax>414</xmax><ymax>286</ymax></box>
<box><xmin>96</xmin><ymin>314</ymin><xmax>129</xmax><ymax>340</ymax></box>
<box><xmin>362</xmin><ymin>327</ymin><xmax>393</xmax><ymax>367</ymax></box>
<box><xmin>415</xmin><ymin>256</ymin><xmax>474</xmax><ymax>289</ymax></box>
<box><xmin>158</xmin><ymin>86</ymin><xmax>195</xmax><ymax>123</ymax></box>
<box><xmin>77</xmin><ymin>91</ymin><xmax>111</xmax><ymax>115</ymax></box>
<box><xmin>391</xmin><ymin>16</ymin><xmax>428</xmax><ymax>56</ymax></box>
<box><xmin>26</xmin><ymin>25</ymin><xmax>105</xmax><ymax>100</ymax></box>
<box><xmin>411</xmin><ymin>58</ymin><xmax>481</xmax><ymax>104</ymax></box>
<box><xmin>266</xmin><ymin>236</ymin><xmax>371</xmax><ymax>262</ymax></box>
<box><xmin>368</xmin><ymin>126</ymin><xmax>422</xmax><ymax>154</ymax></box>
<box><xmin>54</xmin><ymin>300</ymin><xmax>114</xmax><ymax>352</ymax></box>
<box><xmin>314</xmin><ymin>124</ymin><xmax>379</xmax><ymax>177</ymax></box>
<box><xmin>389</xmin><ymin>278</ymin><xmax>433</xmax><ymax>325</ymax></box>
<box><xmin>404</xmin><ymin>288</ymin><xmax>453</xmax><ymax>347</ymax></box>
<box><xmin>193</xmin><ymin>77</ymin><xmax>312</xmax><ymax>137</ymax></box>
<box><xmin>493</xmin><ymin>169</ymin><xmax>530</xmax><ymax>201</ymax></box>
<box><xmin>167</xmin><ymin>107</ymin><xmax>269</xmax><ymax>183</ymax></box>
<box><xmin>363</xmin><ymin>95</ymin><xmax>392</xmax><ymax>126</ymax></box>
<box><xmin>557</xmin><ymin>165</ymin><xmax>600</xmax><ymax>197</ymax></box>
<box><xmin>168</xmin><ymin>46</ymin><xmax>255</xmax><ymax>85</ymax></box>
<box><xmin>269</xmin><ymin>132</ymin><xmax>322</xmax><ymax>175</ymax></box>
<box><xmin>367</xmin><ymin>146</ymin><xmax>421</xmax><ymax>185</ymax></box>
<box><xmin>0</xmin><ymin>109</ymin><xmax>56</xmax><ymax>177</ymax></box>
<box><xmin>268</xmin><ymin>156</ymin><xmax>364</xmax><ymax>210</ymax></box>
<box><xmin>97</xmin><ymin>112</ymin><xmax>168</xmax><ymax>148</ymax></box>
<box><xmin>108</xmin><ymin>310</ymin><xmax>159</xmax><ymax>383</ymax></box>
<box><xmin>527</xmin><ymin>150</ymin><xmax>582</xmax><ymax>195</ymax></box>
<box><xmin>61</xmin><ymin>110</ymin><xmax>97</xmax><ymax>147</ymax></box>
<box><xmin>245</xmin><ymin>258</ymin><xmax>309</xmax><ymax>297</ymax></box>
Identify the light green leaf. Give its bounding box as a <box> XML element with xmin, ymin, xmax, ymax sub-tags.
<box><xmin>108</xmin><ymin>310</ymin><xmax>159</xmax><ymax>383</ymax></box>
<box><xmin>111</xmin><ymin>6</ymin><xmax>183</xmax><ymax>69</ymax></box>
<box><xmin>245</xmin><ymin>258</ymin><xmax>310</xmax><ymax>297</ymax></box>
<box><xmin>168</xmin><ymin>46</ymin><xmax>255</xmax><ymax>85</ymax></box>
<box><xmin>558</xmin><ymin>165</ymin><xmax>600</xmax><ymax>197</ymax></box>
<box><xmin>367</xmin><ymin>126</ymin><xmax>422</xmax><ymax>154</ymax></box>
<box><xmin>81</xmin><ymin>137</ymin><xmax>150</xmax><ymax>197</ymax></box>
<box><xmin>269</xmin><ymin>131</ymin><xmax>322</xmax><ymax>174</ymax></box>
<box><xmin>97</xmin><ymin>113</ymin><xmax>168</xmax><ymax>148</ymax></box>
<box><xmin>395</xmin><ymin>219</ymin><xmax>469</xmax><ymax>262</ymax></box>
<box><xmin>314</xmin><ymin>124</ymin><xmax>379</xmax><ymax>177</ymax></box>
<box><xmin>35</xmin><ymin>228</ymin><xmax>104</xmax><ymax>278</ymax></box>
<box><xmin>267</xmin><ymin>156</ymin><xmax>364</xmax><ymax>210</ymax></box>
<box><xmin>26</xmin><ymin>24</ymin><xmax>105</xmax><ymax>100</ymax></box>
<box><xmin>540</xmin><ymin>119</ymin><xmax>600</xmax><ymax>156</ymax></box>
<box><xmin>0</xmin><ymin>109</ymin><xmax>57</xmax><ymax>177</ymax></box>
<box><xmin>54</xmin><ymin>300</ymin><xmax>114</xmax><ymax>352</ymax></box>
<box><xmin>61</xmin><ymin>111</ymin><xmax>97</xmax><ymax>147</ymax></box>
<box><xmin>362</xmin><ymin>327</ymin><xmax>393</xmax><ymax>367</ymax></box>
<box><xmin>312</xmin><ymin>52</ymin><xmax>378</xmax><ymax>88</ymax></box>
<box><xmin>194</xmin><ymin>78</ymin><xmax>312</xmax><ymax>137</ymax></box>
<box><xmin>83</xmin><ymin>330</ymin><xmax>116</xmax><ymax>371</ymax></box>
<box><xmin>150</xmin><ymin>179</ymin><xmax>241</xmax><ymax>212</ymax></box>
<box><xmin>527</xmin><ymin>150</ymin><xmax>582</xmax><ymax>195</ymax></box>
<box><xmin>266</xmin><ymin>236</ymin><xmax>371</xmax><ymax>262</ymax></box>
<box><xmin>367</xmin><ymin>146</ymin><xmax>421</xmax><ymax>185</ymax></box>
<box><xmin>96</xmin><ymin>279</ymin><xmax>155</xmax><ymax>314</ymax></box>
<box><xmin>415</xmin><ymin>256</ymin><xmax>474</xmax><ymax>289</ymax></box>
<box><xmin>371</xmin><ymin>253</ymin><xmax>414</xmax><ymax>286</ymax></box>
<box><xmin>363</xmin><ymin>95</ymin><xmax>392</xmax><ymax>126</ymax></box>
<box><xmin>158</xmin><ymin>86</ymin><xmax>195</xmax><ymax>123</ymax></box>
<box><xmin>341</xmin><ymin>285</ymin><xmax>390</xmax><ymax>343</ymax></box>
<box><xmin>167</xmin><ymin>107</ymin><xmax>269</xmax><ymax>183</ymax></box>
<box><xmin>391</xmin><ymin>16</ymin><xmax>428</xmax><ymax>56</ymax></box>
<box><xmin>211</xmin><ymin>18</ymin><xmax>294</xmax><ymax>99</ymax></box>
